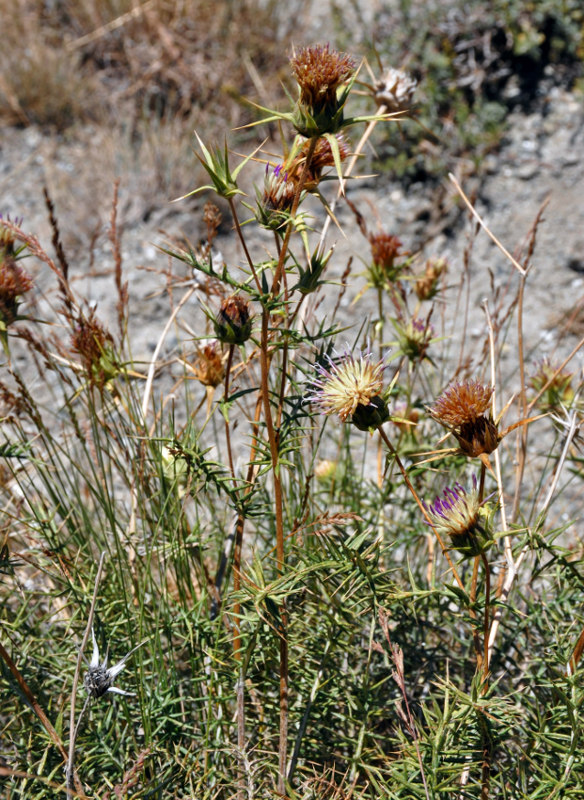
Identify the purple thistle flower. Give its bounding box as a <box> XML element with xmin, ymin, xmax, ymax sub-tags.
<box><xmin>424</xmin><ymin>475</ymin><xmax>492</xmax><ymax>557</ymax></box>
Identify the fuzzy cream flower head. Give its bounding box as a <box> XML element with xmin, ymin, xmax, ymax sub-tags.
<box><xmin>308</xmin><ymin>348</ymin><xmax>390</xmax><ymax>431</ymax></box>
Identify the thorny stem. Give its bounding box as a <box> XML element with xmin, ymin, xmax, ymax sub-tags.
<box><xmin>228</xmin><ymin>197</ymin><xmax>262</xmax><ymax>294</ymax></box>
<box><xmin>255</xmin><ymin>135</ymin><xmax>318</xmax><ymax>796</ymax></box>
<box><xmin>224</xmin><ymin>344</ymin><xmax>236</xmax><ymax>479</ymax></box>
<box><xmin>225</xmin><ymin>398</ymin><xmax>263</xmax><ymax>799</ymax></box>
<box><xmin>259</xmin><ymin>304</ymin><xmax>288</xmax><ymax>794</ymax></box>
<box><xmin>377</xmin><ymin>427</ymin><xmax>466</xmax><ymax>593</ymax></box>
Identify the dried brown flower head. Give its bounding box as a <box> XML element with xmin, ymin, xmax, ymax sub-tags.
<box><xmin>71</xmin><ymin>310</ymin><xmax>118</xmax><ymax>388</ymax></box>
<box><xmin>191</xmin><ymin>343</ymin><xmax>225</xmax><ymax>388</ymax></box>
<box><xmin>290</xmin><ymin>44</ymin><xmax>355</xmax><ymax>136</ymax></box>
<box><xmin>431</xmin><ymin>379</ymin><xmax>499</xmax><ymax>458</ymax></box>
<box><xmin>530</xmin><ymin>359</ymin><xmax>575</xmax><ymax>413</ymax></box>
<box><xmin>291</xmin><ymin>44</ymin><xmax>355</xmax><ymax>109</ymax></box>
<box><xmin>0</xmin><ymin>258</ymin><xmax>33</xmax><ymax>325</ymax></box>
<box><xmin>300</xmin><ymin>133</ymin><xmax>350</xmax><ymax>190</ymax></box>
<box><xmin>374</xmin><ymin>67</ymin><xmax>417</xmax><ymax>113</ymax></box>
<box><xmin>415</xmin><ymin>257</ymin><xmax>448</xmax><ymax>302</ymax></box>
<box><xmin>370</xmin><ymin>233</ymin><xmax>402</xmax><ymax>270</ymax></box>
<box><xmin>367</xmin><ymin>232</ymin><xmax>405</xmax><ymax>286</ymax></box>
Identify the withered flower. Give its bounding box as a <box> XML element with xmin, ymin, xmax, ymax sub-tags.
<box><xmin>368</xmin><ymin>232</ymin><xmax>404</xmax><ymax>286</ymax></box>
<box><xmin>191</xmin><ymin>343</ymin><xmax>225</xmax><ymax>388</ymax></box>
<box><xmin>431</xmin><ymin>379</ymin><xmax>499</xmax><ymax>459</ymax></box>
<box><xmin>300</xmin><ymin>133</ymin><xmax>350</xmax><ymax>190</ymax></box>
<box><xmin>214</xmin><ymin>295</ymin><xmax>252</xmax><ymax>345</ymax></box>
<box><xmin>415</xmin><ymin>257</ymin><xmax>448</xmax><ymax>302</ymax></box>
<box><xmin>529</xmin><ymin>359</ymin><xmax>574</xmax><ymax>413</ymax></box>
<box><xmin>290</xmin><ymin>44</ymin><xmax>355</xmax><ymax>137</ymax></box>
<box><xmin>84</xmin><ymin>628</ymin><xmax>145</xmax><ymax>699</ymax></box>
<box><xmin>71</xmin><ymin>310</ymin><xmax>119</xmax><ymax>388</ymax></box>
<box><xmin>374</xmin><ymin>67</ymin><xmax>417</xmax><ymax>113</ymax></box>
<box><xmin>0</xmin><ymin>216</ymin><xmax>32</xmax><ymax>330</ymax></box>
<box><xmin>0</xmin><ymin>260</ymin><xmax>33</xmax><ymax>327</ymax></box>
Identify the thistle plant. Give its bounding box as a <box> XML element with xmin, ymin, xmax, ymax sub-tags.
<box><xmin>2</xmin><ymin>35</ymin><xmax>584</xmax><ymax>800</ymax></box>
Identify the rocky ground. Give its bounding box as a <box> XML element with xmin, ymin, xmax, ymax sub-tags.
<box><xmin>1</xmin><ymin>69</ymin><xmax>583</xmax><ymax>392</ymax></box>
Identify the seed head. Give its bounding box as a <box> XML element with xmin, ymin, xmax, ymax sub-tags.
<box><xmin>191</xmin><ymin>343</ymin><xmax>225</xmax><ymax>388</ymax></box>
<box><xmin>308</xmin><ymin>348</ymin><xmax>389</xmax><ymax>430</ymax></box>
<box><xmin>374</xmin><ymin>67</ymin><xmax>417</xmax><ymax>113</ymax></box>
<box><xmin>431</xmin><ymin>379</ymin><xmax>499</xmax><ymax>458</ymax></box>
<box><xmin>424</xmin><ymin>475</ymin><xmax>491</xmax><ymax>557</ymax></box>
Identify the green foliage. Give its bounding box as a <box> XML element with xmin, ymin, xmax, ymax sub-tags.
<box><xmin>364</xmin><ymin>0</ymin><xmax>584</xmax><ymax>182</ymax></box>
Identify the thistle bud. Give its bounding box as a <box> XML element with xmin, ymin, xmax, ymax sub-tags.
<box><xmin>214</xmin><ymin>295</ymin><xmax>252</xmax><ymax>345</ymax></box>
<box><xmin>71</xmin><ymin>311</ymin><xmax>119</xmax><ymax>389</ymax></box>
<box><xmin>395</xmin><ymin>317</ymin><xmax>433</xmax><ymax>363</ymax></box>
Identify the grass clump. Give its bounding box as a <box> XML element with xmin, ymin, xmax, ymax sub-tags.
<box><xmin>1</xmin><ymin>37</ymin><xmax>584</xmax><ymax>800</ymax></box>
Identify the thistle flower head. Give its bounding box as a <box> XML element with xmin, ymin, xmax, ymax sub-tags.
<box><xmin>0</xmin><ymin>259</ymin><xmax>33</xmax><ymax>326</ymax></box>
<box><xmin>415</xmin><ymin>257</ymin><xmax>448</xmax><ymax>301</ymax></box>
<box><xmin>431</xmin><ymin>379</ymin><xmax>499</xmax><ymax>458</ymax></box>
<box><xmin>308</xmin><ymin>348</ymin><xmax>390</xmax><ymax>431</ymax></box>
<box><xmin>191</xmin><ymin>342</ymin><xmax>225</xmax><ymax>388</ymax></box>
<box><xmin>432</xmin><ymin>379</ymin><xmax>493</xmax><ymax>426</ymax></box>
<box><xmin>299</xmin><ymin>132</ymin><xmax>351</xmax><ymax>190</ymax></box>
<box><xmin>84</xmin><ymin>628</ymin><xmax>144</xmax><ymax>699</ymax></box>
<box><xmin>424</xmin><ymin>475</ymin><xmax>491</xmax><ymax>557</ymax></box>
<box><xmin>368</xmin><ymin>232</ymin><xmax>404</xmax><ymax>286</ymax></box>
<box><xmin>395</xmin><ymin>316</ymin><xmax>433</xmax><ymax>362</ymax></box>
<box><xmin>214</xmin><ymin>295</ymin><xmax>252</xmax><ymax>345</ymax></box>
<box><xmin>374</xmin><ymin>67</ymin><xmax>417</xmax><ymax>113</ymax></box>
<box><xmin>530</xmin><ymin>358</ymin><xmax>574</xmax><ymax>413</ymax></box>
<box><xmin>256</xmin><ymin>164</ymin><xmax>298</xmax><ymax>230</ymax></box>
<box><xmin>71</xmin><ymin>310</ymin><xmax>119</xmax><ymax>389</ymax></box>
<box><xmin>290</xmin><ymin>44</ymin><xmax>355</xmax><ymax>137</ymax></box>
